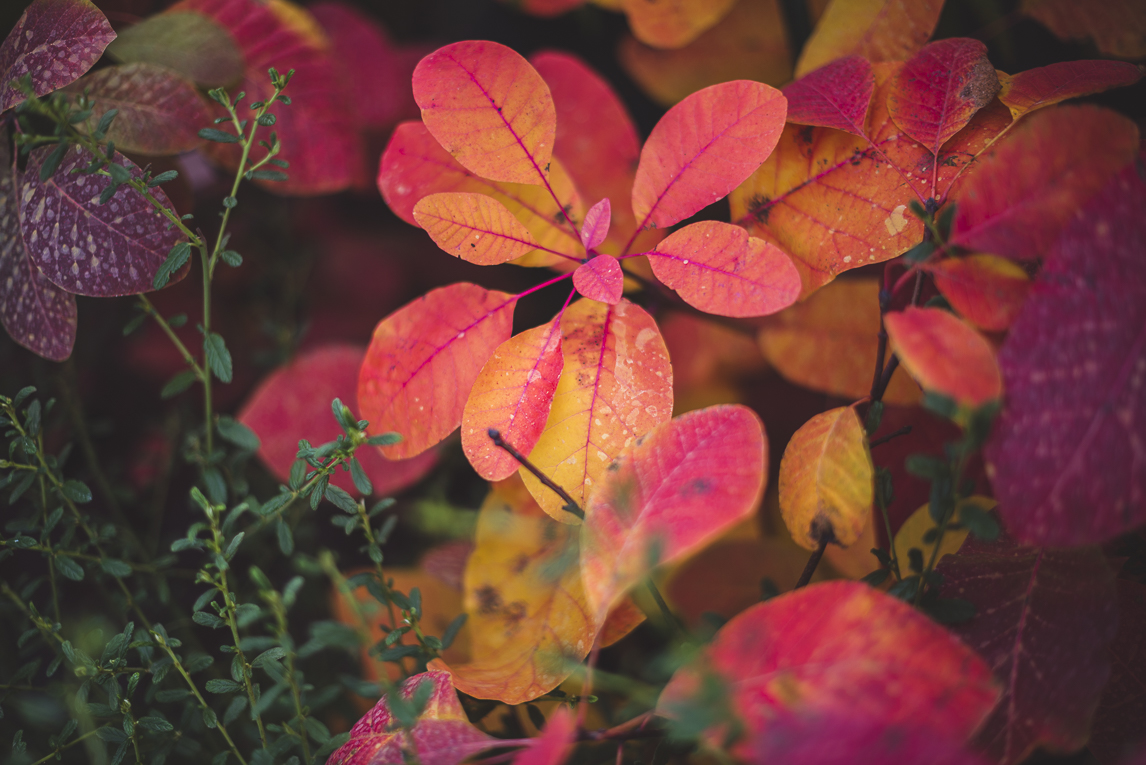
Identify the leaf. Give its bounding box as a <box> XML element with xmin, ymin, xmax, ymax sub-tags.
<box><xmin>0</xmin><ymin>0</ymin><xmax>116</xmax><ymax>111</ymax></box>
<box><xmin>239</xmin><ymin>344</ymin><xmax>438</xmax><ymax>498</ymax></box>
<box><xmin>631</xmin><ymin>79</ymin><xmax>785</xmax><ymax>232</ymax></box>
<box><xmin>572</xmin><ymin>255</ymin><xmax>624</xmax><ymax>305</ymax></box>
<box><xmin>413</xmin><ymin>41</ymin><xmax>556</xmax><ymax>186</ymax></box>
<box><xmin>581</xmin><ymin>404</ymin><xmax>767</xmax><ymax>618</ymax></box>
<box><xmin>795</xmin><ymin>0</ymin><xmax>943</xmax><ymax>77</ymax></box>
<box><xmin>783</xmin><ymin>55</ymin><xmax>873</xmax><ymax>137</ymax></box>
<box><xmin>414</xmin><ymin>193</ymin><xmax>541</xmax><ymax>265</ymax></box>
<box><xmin>511</xmin><ymin>706</ymin><xmax>576</xmax><ymax>765</ymax></box>
<box><xmin>756</xmin><ymin>278</ymin><xmax>920</xmax><ymax>405</ymax></box>
<box><xmin>892</xmin><ymin>499</ymin><xmax>987</xmax><ymax>575</ymax></box>
<box><xmin>0</xmin><ymin>137</ymin><xmax>76</xmax><ymax>361</ymax></box>
<box><xmin>20</xmin><ymin>146</ymin><xmax>186</xmax><ymax>297</ymax></box>
<box><xmin>936</xmin><ymin>532</ymin><xmax>1117</xmax><ymax>765</ymax></box>
<box><xmin>462</xmin><ymin>318</ymin><xmax>564</xmax><ymax>482</ymax></box>
<box><xmin>997</xmin><ymin>60</ymin><xmax>1142</xmax><ymax>121</ymax></box>
<box><xmin>1089</xmin><ymin>579</ymin><xmax>1146</xmax><ymax>765</ymax></box>
<box><xmin>620</xmin><ymin>0</ymin><xmax>737</xmax><ymax>49</ymax></box>
<box><xmin>1020</xmin><ymin>0</ymin><xmax>1146</xmax><ymax>59</ymax></box>
<box><xmin>884</xmin><ymin>307</ymin><xmax>1002</xmax><ymax>408</ymax></box>
<box><xmin>925</xmin><ymin>255</ymin><xmax>1031</xmax><ymax>332</ymax></box>
<box><xmin>948</xmin><ymin>105</ymin><xmax>1139</xmax><ymax>262</ymax></box>
<box><xmin>579</xmin><ymin>198</ymin><xmax>610</xmax><ymax>251</ymax></box>
<box><xmin>618</xmin><ymin>0</ymin><xmax>792</xmax><ymax>107</ymax></box>
<box><xmin>983</xmin><ymin>156</ymin><xmax>1146</xmax><ymax>546</ymax></box>
<box><xmin>521</xmin><ymin>298</ymin><xmax>672</xmax><ymax>522</ymax></box>
<box><xmin>358</xmin><ymin>283</ymin><xmax>516</xmax><ymax>460</ymax></box>
<box><xmin>647</xmin><ymin>220</ymin><xmax>801</xmax><ymax>318</ymax></box>
<box><xmin>778</xmin><ymin>406</ymin><xmax>873</xmax><ymax>550</ymax></box>
<box><xmin>379</xmin><ymin>122</ymin><xmax>585</xmax><ymax>267</ymax></box>
<box><xmin>105</xmin><ymin>12</ymin><xmax>242</xmax><ymax>88</ymax></box>
<box><xmin>327</xmin><ymin>671</ymin><xmax>498</xmax><ymax>765</ymax></box>
<box><xmin>169</xmin><ymin>0</ymin><xmax>361</xmax><ymax>195</ymax></box>
<box><xmin>887</xmin><ymin>39</ymin><xmax>1000</xmax><ymax>161</ymax></box>
<box><xmin>658</xmin><ymin>581</ymin><xmax>1000</xmax><ymax>761</ymax></box>
<box><xmin>429</xmin><ymin>477</ymin><xmax>643</xmax><ymax>705</ymax></box>
<box><xmin>203</xmin><ymin>332</ymin><xmax>232</xmax><ymax>383</ymax></box>
<box><xmin>63</xmin><ymin>63</ymin><xmax>209</xmax><ymax>156</ymax></box>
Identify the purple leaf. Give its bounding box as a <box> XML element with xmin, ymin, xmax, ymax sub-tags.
<box><xmin>0</xmin><ymin>134</ymin><xmax>75</xmax><ymax>360</ymax></box>
<box><xmin>0</xmin><ymin>0</ymin><xmax>116</xmax><ymax>112</ymax></box>
<box><xmin>20</xmin><ymin>145</ymin><xmax>186</xmax><ymax>297</ymax></box>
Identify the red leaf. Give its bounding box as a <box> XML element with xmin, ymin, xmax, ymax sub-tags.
<box><xmin>512</xmin><ymin>706</ymin><xmax>576</xmax><ymax>765</ymax></box>
<box><xmin>984</xmin><ymin>155</ymin><xmax>1146</xmax><ymax>546</ymax></box>
<box><xmin>413</xmin><ymin>41</ymin><xmax>556</xmax><ymax>186</ymax></box>
<box><xmin>168</xmin><ymin>0</ymin><xmax>362</xmax><ymax>195</ymax></box>
<box><xmin>413</xmin><ymin>193</ymin><xmax>541</xmax><ymax>266</ymax></box>
<box><xmin>998</xmin><ymin>60</ymin><xmax>1142</xmax><ymax>120</ymax></box>
<box><xmin>783</xmin><ymin>55</ymin><xmax>874</xmax><ymax>137</ymax></box>
<box><xmin>631</xmin><ymin>80</ymin><xmax>786</xmax><ymax>231</ymax></box>
<box><xmin>328</xmin><ymin>671</ymin><xmax>498</xmax><ymax>765</ymax></box>
<box><xmin>926</xmin><ymin>254</ymin><xmax>1031</xmax><ymax>332</ymax></box>
<box><xmin>888</xmin><ymin>39</ymin><xmax>1000</xmax><ymax>159</ymax></box>
<box><xmin>884</xmin><ymin>307</ymin><xmax>1002</xmax><ymax>408</ymax></box>
<box><xmin>1020</xmin><ymin>0</ymin><xmax>1146</xmax><ymax>59</ymax></box>
<box><xmin>579</xmin><ymin>198</ymin><xmax>611</xmax><ymax>251</ymax></box>
<box><xmin>462</xmin><ymin>317</ymin><xmax>564</xmax><ymax>481</ymax></box>
<box><xmin>647</xmin><ymin>220</ymin><xmax>800</xmax><ymax>317</ymax></box>
<box><xmin>658</xmin><ymin>581</ymin><xmax>1000</xmax><ymax>761</ymax></box>
<box><xmin>358</xmin><ymin>283</ymin><xmax>516</xmax><ymax>460</ymax></box>
<box><xmin>1089</xmin><ymin>579</ymin><xmax>1146</xmax><ymax>765</ymax></box>
<box><xmin>949</xmin><ymin>105</ymin><xmax>1139</xmax><ymax>262</ymax></box>
<box><xmin>0</xmin><ymin>0</ymin><xmax>115</xmax><ymax>112</ymax></box>
<box><xmin>0</xmin><ymin>139</ymin><xmax>75</xmax><ymax>361</ymax></box>
<box><xmin>63</xmin><ymin>63</ymin><xmax>208</xmax><ymax>156</ymax></box>
<box><xmin>572</xmin><ymin>256</ymin><xmax>623</xmax><ymax>305</ymax></box>
<box><xmin>238</xmin><ymin>345</ymin><xmax>437</xmax><ymax>499</ymax></box>
<box><xmin>580</xmin><ymin>404</ymin><xmax>766</xmax><ymax>617</ymax></box>
<box><xmin>937</xmin><ymin>533</ymin><xmax>1117</xmax><ymax>765</ymax></box>
<box><xmin>795</xmin><ymin>0</ymin><xmax>943</xmax><ymax>77</ymax></box>
<box><xmin>20</xmin><ymin>146</ymin><xmax>186</xmax><ymax>297</ymax></box>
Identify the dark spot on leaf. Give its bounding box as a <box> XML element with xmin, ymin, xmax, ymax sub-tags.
<box><xmin>679</xmin><ymin>477</ymin><xmax>714</xmax><ymax>498</ymax></box>
<box><xmin>475</xmin><ymin>585</ymin><xmax>502</xmax><ymax>616</ymax></box>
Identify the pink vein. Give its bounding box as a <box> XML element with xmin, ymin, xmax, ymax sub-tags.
<box><xmin>418</xmin><ymin>209</ymin><xmax>577</xmax><ymax>262</ymax></box>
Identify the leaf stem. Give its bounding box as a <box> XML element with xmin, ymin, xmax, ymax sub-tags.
<box><xmin>487</xmin><ymin>429</ymin><xmax>584</xmax><ymax>519</ymax></box>
<box><xmin>795</xmin><ymin>527</ymin><xmax>834</xmax><ymax>589</ymax></box>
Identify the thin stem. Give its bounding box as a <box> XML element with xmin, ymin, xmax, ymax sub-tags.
<box><xmin>644</xmin><ymin>580</ymin><xmax>685</xmax><ymax>636</ymax></box>
<box><xmin>795</xmin><ymin>528</ymin><xmax>833</xmax><ymax>589</ymax></box>
<box><xmin>869</xmin><ymin>425</ymin><xmax>912</xmax><ymax>448</ymax></box>
<box><xmin>137</xmin><ymin>295</ymin><xmax>205</xmax><ymax>380</ymax></box>
<box><xmin>27</xmin><ymin>729</ymin><xmax>101</xmax><ymax>765</ymax></box>
<box><xmin>487</xmin><ymin>429</ymin><xmax>584</xmax><ymax>519</ymax></box>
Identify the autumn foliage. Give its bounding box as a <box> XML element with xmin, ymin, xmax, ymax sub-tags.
<box><xmin>1</xmin><ymin>1</ymin><xmax>1145</xmax><ymax>765</ymax></box>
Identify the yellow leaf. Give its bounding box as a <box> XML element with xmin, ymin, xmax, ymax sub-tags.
<box><xmin>893</xmin><ymin>497</ymin><xmax>993</xmax><ymax>574</ymax></box>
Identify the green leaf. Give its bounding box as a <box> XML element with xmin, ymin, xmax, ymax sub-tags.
<box><xmin>440</xmin><ymin>613</ymin><xmax>467</xmax><ymax>650</ymax></box>
<box><xmin>199</xmin><ymin>128</ymin><xmax>239</xmax><ymax>143</ymax></box>
<box><xmin>219</xmin><ymin>249</ymin><xmax>242</xmax><ymax>267</ymax></box>
<box><xmin>248</xmin><ymin>169</ymin><xmax>287</xmax><ymax>181</ymax></box>
<box><xmin>366</xmin><ymin>432</ymin><xmax>402</xmax><ymax>447</ymax></box>
<box><xmin>204</xmin><ymin>679</ymin><xmax>242</xmax><ymax>694</ymax></box>
<box><xmin>154</xmin><ymin>689</ymin><xmax>191</xmax><ymax>703</ymax></box>
<box><xmin>147</xmin><ymin>170</ymin><xmax>178</xmax><ymax>187</ymax></box>
<box><xmin>349</xmin><ymin>458</ymin><xmax>373</xmax><ymax>496</ymax></box>
<box><xmin>251</xmin><ymin>648</ymin><xmax>286</xmax><ymax>668</ymax></box>
<box><xmin>94</xmin><ymin>109</ymin><xmax>119</xmax><ymax>136</ymax></box>
<box><xmin>153</xmin><ymin>242</ymin><xmax>191</xmax><ymax>290</ymax></box>
<box><xmin>100</xmin><ymin>559</ymin><xmax>132</xmax><ymax>578</ymax></box>
<box><xmin>959</xmin><ymin>502</ymin><xmax>1000</xmax><ymax>541</ymax></box>
<box><xmin>325</xmin><ymin>485</ymin><xmax>357</xmax><ymax>514</ymax></box>
<box><xmin>62</xmin><ymin>480</ymin><xmax>92</xmax><ymax>504</ymax></box>
<box><xmin>55</xmin><ymin>556</ymin><xmax>85</xmax><ymax>581</ymax></box>
<box><xmin>192</xmin><ymin>611</ymin><xmax>226</xmax><ymax>629</ymax></box>
<box><xmin>203</xmin><ymin>333</ymin><xmax>233</xmax><ymax>383</ymax></box>
<box><xmin>136</xmin><ymin>716</ymin><xmax>174</xmax><ymax>732</ymax></box>
<box><xmin>161</xmin><ymin>370</ymin><xmax>198</xmax><ymax>399</ymax></box>
<box><xmin>39</xmin><ymin>142</ymin><xmax>69</xmax><ymax>182</ymax></box>
<box><xmin>217</xmin><ymin>416</ymin><xmax>260</xmax><ymax>451</ymax></box>
<box><xmin>275</xmin><ymin>519</ymin><xmax>293</xmax><ymax>556</ymax></box>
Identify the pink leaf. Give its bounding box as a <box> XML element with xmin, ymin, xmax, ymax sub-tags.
<box><xmin>647</xmin><ymin>220</ymin><xmax>801</xmax><ymax>317</ymax></box>
<box><xmin>998</xmin><ymin>59</ymin><xmax>1142</xmax><ymax>120</ymax></box>
<box><xmin>782</xmin><ymin>55</ymin><xmax>874</xmax><ymax>137</ymax></box>
<box><xmin>20</xmin><ymin>146</ymin><xmax>186</xmax><ymax>297</ymax></box>
<box><xmin>579</xmin><ymin>198</ymin><xmax>611</xmax><ymax>250</ymax></box>
<box><xmin>572</xmin><ymin>255</ymin><xmax>624</xmax><ymax>305</ymax></box>
<box><xmin>631</xmin><ymin>80</ymin><xmax>786</xmax><ymax>231</ymax></box>
<box><xmin>413</xmin><ymin>192</ymin><xmax>541</xmax><ymax>266</ymax></box>
<box><xmin>0</xmin><ymin>0</ymin><xmax>115</xmax><ymax>112</ymax></box>
<box><xmin>358</xmin><ymin>283</ymin><xmax>517</xmax><ymax>460</ymax></box>
<box><xmin>512</xmin><ymin>706</ymin><xmax>577</xmax><ymax>765</ymax></box>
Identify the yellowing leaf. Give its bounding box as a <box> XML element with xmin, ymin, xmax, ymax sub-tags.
<box><xmin>414</xmin><ymin>193</ymin><xmax>540</xmax><ymax>265</ymax></box>
<box><xmin>892</xmin><ymin>499</ymin><xmax>993</xmax><ymax>576</ymax></box>
<box><xmin>796</xmin><ymin>0</ymin><xmax>944</xmax><ymax>77</ymax></box>
<box><xmin>522</xmin><ymin>298</ymin><xmax>673</xmax><ymax>523</ymax></box>
<box><xmin>778</xmin><ymin>406</ymin><xmax>873</xmax><ymax>550</ymax></box>
<box><xmin>621</xmin><ymin>0</ymin><xmax>738</xmax><ymax>49</ymax></box>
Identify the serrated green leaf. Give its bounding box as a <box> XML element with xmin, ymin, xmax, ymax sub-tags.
<box><xmin>203</xmin><ymin>333</ymin><xmax>233</xmax><ymax>384</ymax></box>
<box><xmin>217</xmin><ymin>417</ymin><xmax>260</xmax><ymax>451</ymax></box>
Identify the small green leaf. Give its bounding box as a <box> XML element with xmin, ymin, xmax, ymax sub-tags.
<box><xmin>192</xmin><ymin>611</ymin><xmax>226</xmax><ymax>629</ymax></box>
<box><xmin>153</xmin><ymin>242</ymin><xmax>191</xmax><ymax>290</ymax></box>
<box><xmin>199</xmin><ymin>128</ymin><xmax>239</xmax><ymax>143</ymax></box>
<box><xmin>349</xmin><ymin>458</ymin><xmax>373</xmax><ymax>495</ymax></box>
<box><xmin>217</xmin><ymin>416</ymin><xmax>260</xmax><ymax>451</ymax></box>
<box><xmin>204</xmin><ymin>333</ymin><xmax>233</xmax><ymax>383</ymax></box>
<box><xmin>366</xmin><ymin>432</ymin><xmax>401</xmax><ymax>447</ymax></box>
<box><xmin>136</xmin><ymin>716</ymin><xmax>174</xmax><ymax>732</ymax></box>
<box><xmin>161</xmin><ymin>370</ymin><xmax>198</xmax><ymax>399</ymax></box>
<box><xmin>204</xmin><ymin>679</ymin><xmax>242</xmax><ymax>694</ymax></box>
<box><xmin>325</xmin><ymin>485</ymin><xmax>357</xmax><ymax>514</ymax></box>
<box><xmin>94</xmin><ymin>108</ymin><xmax>119</xmax><ymax>137</ymax></box>
<box><xmin>39</xmin><ymin>142</ymin><xmax>69</xmax><ymax>182</ymax></box>
<box><xmin>62</xmin><ymin>479</ymin><xmax>92</xmax><ymax>503</ymax></box>
<box><xmin>147</xmin><ymin>169</ymin><xmax>178</xmax><ymax>187</ymax></box>
<box><xmin>55</xmin><ymin>556</ymin><xmax>85</xmax><ymax>581</ymax></box>
<box><xmin>100</xmin><ymin>559</ymin><xmax>132</xmax><ymax>578</ymax></box>
<box><xmin>248</xmin><ymin>169</ymin><xmax>287</xmax><ymax>181</ymax></box>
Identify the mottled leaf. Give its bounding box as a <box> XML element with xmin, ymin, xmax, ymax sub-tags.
<box><xmin>414</xmin><ymin>193</ymin><xmax>541</xmax><ymax>266</ymax></box>
<box><xmin>0</xmin><ymin>0</ymin><xmax>115</xmax><ymax>112</ymax></box>
<box><xmin>984</xmin><ymin>155</ymin><xmax>1146</xmax><ymax>546</ymax></box>
<box><xmin>20</xmin><ymin>145</ymin><xmax>185</xmax><ymax>297</ymax></box>
<box><xmin>997</xmin><ymin>60</ymin><xmax>1142</xmax><ymax>120</ymax></box>
<box><xmin>926</xmin><ymin>255</ymin><xmax>1030</xmax><ymax>332</ymax></box>
<box><xmin>796</xmin><ymin>0</ymin><xmax>943</xmax><ymax>77</ymax></box>
<box><xmin>105</xmin><ymin>12</ymin><xmax>242</xmax><ymax>88</ymax></box>
<box><xmin>521</xmin><ymin>298</ymin><xmax>672</xmax><ymax>522</ymax></box>
<box><xmin>581</xmin><ymin>404</ymin><xmax>766</xmax><ymax>617</ymax></box>
<box><xmin>778</xmin><ymin>406</ymin><xmax>873</xmax><ymax>550</ymax></box>
<box><xmin>1020</xmin><ymin>0</ymin><xmax>1146</xmax><ymax>59</ymax></box>
<box><xmin>892</xmin><ymin>499</ymin><xmax>989</xmax><ymax>576</ymax></box>
<box><xmin>358</xmin><ymin>283</ymin><xmax>516</xmax><ymax>460</ymax></box>
<box><xmin>572</xmin><ymin>256</ymin><xmax>623</xmax><ymax>305</ymax></box>
<box><xmin>884</xmin><ymin>307</ymin><xmax>1002</xmax><ymax>408</ymax></box>
<box><xmin>462</xmin><ymin>318</ymin><xmax>564</xmax><ymax>482</ymax></box>
<box><xmin>938</xmin><ymin>533</ymin><xmax>1117</xmax><ymax>765</ymax></box>
<box><xmin>648</xmin><ymin>220</ymin><xmax>800</xmax><ymax>317</ymax></box>
<box><xmin>631</xmin><ymin>80</ymin><xmax>786</xmax><ymax>232</ymax></box>
<box><xmin>621</xmin><ymin>0</ymin><xmax>737</xmax><ymax>49</ymax></box>
<box><xmin>783</xmin><ymin>55</ymin><xmax>873</xmax><ymax>137</ymax></box>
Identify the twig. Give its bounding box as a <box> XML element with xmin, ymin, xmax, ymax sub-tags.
<box><xmin>869</xmin><ymin>425</ymin><xmax>912</xmax><ymax>448</ymax></box>
<box><xmin>795</xmin><ymin>526</ymin><xmax>834</xmax><ymax>589</ymax></box>
<box><xmin>488</xmin><ymin>429</ymin><xmax>584</xmax><ymax>520</ymax></box>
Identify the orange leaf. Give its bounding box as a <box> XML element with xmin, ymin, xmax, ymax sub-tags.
<box><xmin>573</xmin><ymin>255</ymin><xmax>624</xmax><ymax>305</ymax></box>
<box><xmin>648</xmin><ymin>220</ymin><xmax>801</xmax><ymax>317</ymax></box>
<box><xmin>522</xmin><ymin>298</ymin><xmax>673</xmax><ymax>522</ymax></box>
<box><xmin>581</xmin><ymin>405</ymin><xmax>767</xmax><ymax>617</ymax></box>
<box><xmin>358</xmin><ymin>283</ymin><xmax>516</xmax><ymax>459</ymax></box>
<box><xmin>948</xmin><ymin>105</ymin><xmax>1139</xmax><ymax>262</ymax></box>
<box><xmin>783</xmin><ymin>54</ymin><xmax>873</xmax><ymax>137</ymax></box>
<box><xmin>658</xmin><ymin>582</ymin><xmax>1000</xmax><ymax>761</ymax></box>
<box><xmin>795</xmin><ymin>0</ymin><xmax>944</xmax><ymax>77</ymax></box>
<box><xmin>431</xmin><ymin>477</ymin><xmax>643</xmax><ymax>705</ymax></box>
<box><xmin>997</xmin><ymin>60</ymin><xmax>1142</xmax><ymax>120</ymax></box>
<box><xmin>757</xmin><ymin>278</ymin><xmax>921</xmax><ymax>405</ymax></box>
<box><xmin>413</xmin><ymin>41</ymin><xmax>556</xmax><ymax>186</ymax></box>
<box><xmin>621</xmin><ymin>0</ymin><xmax>737</xmax><ymax>49</ymax></box>
<box><xmin>414</xmin><ymin>192</ymin><xmax>541</xmax><ymax>265</ymax></box>
<box><xmin>618</xmin><ymin>0</ymin><xmax>792</xmax><ymax>106</ymax></box>
<box><xmin>884</xmin><ymin>306</ymin><xmax>1002</xmax><ymax>408</ymax></box>
<box><xmin>1020</xmin><ymin>0</ymin><xmax>1146</xmax><ymax>59</ymax></box>
<box><xmin>778</xmin><ymin>406</ymin><xmax>873</xmax><ymax>550</ymax></box>
<box><xmin>462</xmin><ymin>317</ymin><xmax>564</xmax><ymax>482</ymax></box>
<box><xmin>926</xmin><ymin>254</ymin><xmax>1030</xmax><ymax>332</ymax></box>
<box><xmin>632</xmin><ymin>80</ymin><xmax>786</xmax><ymax>232</ymax></box>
